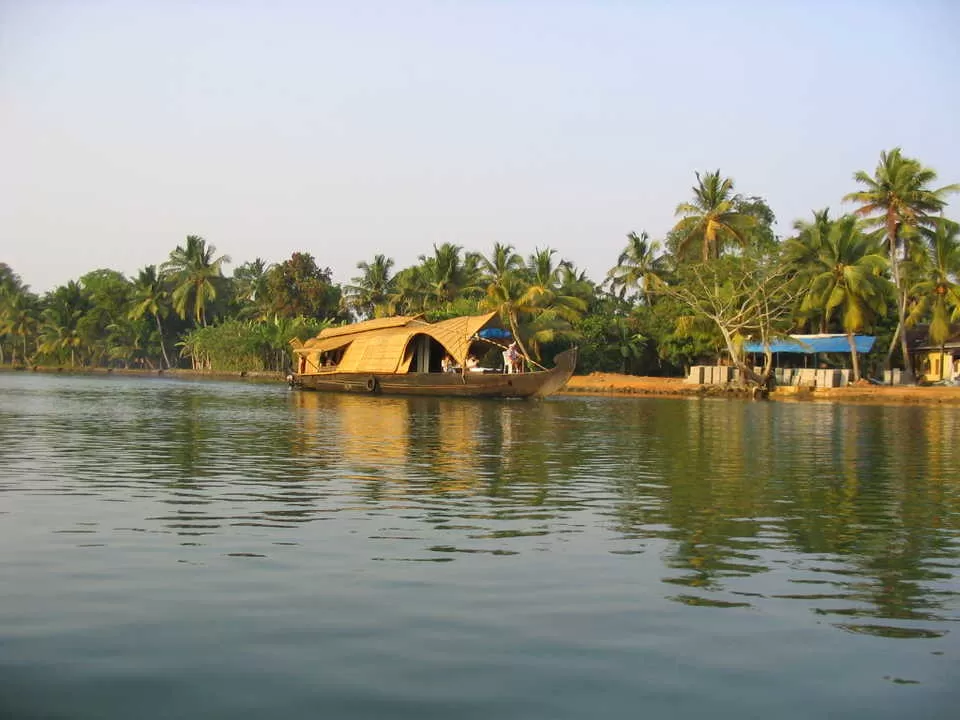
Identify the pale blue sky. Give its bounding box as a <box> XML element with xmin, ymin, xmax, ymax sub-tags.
<box><xmin>3</xmin><ymin>0</ymin><xmax>959</xmax><ymax>292</ymax></box>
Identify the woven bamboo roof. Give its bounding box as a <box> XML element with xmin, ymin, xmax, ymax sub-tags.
<box><xmin>293</xmin><ymin>312</ymin><xmax>500</xmax><ymax>373</ymax></box>
<box><xmin>317</xmin><ymin>315</ymin><xmax>420</xmax><ymax>340</ymax></box>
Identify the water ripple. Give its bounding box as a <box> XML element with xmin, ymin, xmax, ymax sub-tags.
<box><xmin>2</xmin><ymin>373</ymin><xmax>960</xmax><ymax>708</ymax></box>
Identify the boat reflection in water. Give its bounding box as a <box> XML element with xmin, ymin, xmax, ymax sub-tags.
<box><xmin>290</xmin><ymin>390</ymin><xmax>577</xmax><ymax>502</ymax></box>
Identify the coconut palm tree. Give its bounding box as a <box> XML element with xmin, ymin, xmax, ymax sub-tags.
<box><xmin>38</xmin><ymin>282</ymin><xmax>89</xmax><ymax>366</ymax></box>
<box><xmin>556</xmin><ymin>263</ymin><xmax>596</xmax><ymax>308</ymax></box>
<box><xmin>800</xmin><ymin>216</ymin><xmax>890</xmax><ymax>381</ymax></box>
<box><xmin>128</xmin><ymin>265</ymin><xmax>173</xmax><ymax>369</ymax></box>
<box><xmin>480</xmin><ymin>243</ymin><xmax>524</xmax><ymax>294</ymax></box>
<box><xmin>387</xmin><ymin>266</ymin><xmax>428</xmax><ymax>316</ymax></box>
<box><xmin>672</xmin><ymin>170</ymin><xmax>756</xmax><ymax>262</ymax></box>
<box><xmin>346</xmin><ymin>254</ymin><xmax>395</xmax><ymax>319</ymax></box>
<box><xmin>161</xmin><ymin>235</ymin><xmax>230</xmax><ymax>327</ymax></box>
<box><xmin>908</xmin><ymin>218</ymin><xmax>960</xmax><ymax>352</ymax></box>
<box><xmin>513</xmin><ymin>249</ymin><xmax>587</xmax><ymax>360</ymax></box>
<box><xmin>415</xmin><ymin>243</ymin><xmax>482</xmax><ymax>310</ymax></box>
<box><xmin>232</xmin><ymin>258</ymin><xmax>273</xmax><ymax>319</ymax></box>
<box><xmin>0</xmin><ymin>264</ymin><xmax>29</xmax><ymax>364</ymax></box>
<box><xmin>478</xmin><ymin>244</ymin><xmax>533</xmax><ymax>358</ymax></box>
<box><xmin>0</xmin><ymin>289</ymin><xmax>38</xmax><ymax>364</ymax></box>
<box><xmin>783</xmin><ymin>208</ymin><xmax>835</xmax><ymax>332</ymax></box>
<box><xmin>844</xmin><ymin>148</ymin><xmax>960</xmax><ymax>379</ymax></box>
<box><xmin>523</xmin><ymin>249</ymin><xmax>588</xmax><ymax>321</ymax></box>
<box><xmin>606</xmin><ymin>231</ymin><xmax>668</xmax><ymax>305</ymax></box>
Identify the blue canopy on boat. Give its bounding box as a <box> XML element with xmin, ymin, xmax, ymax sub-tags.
<box><xmin>477</xmin><ymin>328</ymin><xmax>512</xmax><ymax>340</ymax></box>
<box><xmin>743</xmin><ymin>335</ymin><xmax>876</xmax><ymax>354</ymax></box>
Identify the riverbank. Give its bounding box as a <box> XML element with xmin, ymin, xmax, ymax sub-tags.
<box><xmin>6</xmin><ymin>365</ymin><xmax>960</xmax><ymax>406</ymax></box>
<box><xmin>562</xmin><ymin>371</ymin><xmax>960</xmax><ymax>405</ymax></box>
<box><xmin>0</xmin><ymin>365</ymin><xmax>283</xmax><ymax>383</ymax></box>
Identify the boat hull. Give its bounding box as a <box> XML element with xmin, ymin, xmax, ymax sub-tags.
<box><xmin>292</xmin><ymin>348</ymin><xmax>577</xmax><ymax>399</ymax></box>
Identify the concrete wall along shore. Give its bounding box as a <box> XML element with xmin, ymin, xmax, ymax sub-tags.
<box><xmin>685</xmin><ymin>365</ymin><xmax>851</xmax><ymax>388</ymax></box>
<box><xmin>685</xmin><ymin>365</ymin><xmax>919</xmax><ymax>387</ymax></box>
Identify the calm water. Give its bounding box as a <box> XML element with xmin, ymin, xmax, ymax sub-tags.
<box><xmin>1</xmin><ymin>373</ymin><xmax>958</xmax><ymax>718</ymax></box>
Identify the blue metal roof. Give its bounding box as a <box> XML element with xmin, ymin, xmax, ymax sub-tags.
<box><xmin>743</xmin><ymin>335</ymin><xmax>876</xmax><ymax>354</ymax></box>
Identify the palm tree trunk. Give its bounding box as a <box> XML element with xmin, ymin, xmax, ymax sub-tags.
<box><xmin>887</xmin><ymin>214</ymin><xmax>914</xmax><ymax>382</ymax></box>
<box><xmin>155</xmin><ymin>314</ymin><xmax>171</xmax><ymax>369</ymax></box>
<box><xmin>847</xmin><ymin>331</ymin><xmax>861</xmax><ymax>382</ymax></box>
<box><xmin>507</xmin><ymin>311</ymin><xmax>534</xmax><ymax>367</ymax></box>
<box><xmin>885</xmin><ymin>322</ymin><xmax>900</xmax><ymax>371</ymax></box>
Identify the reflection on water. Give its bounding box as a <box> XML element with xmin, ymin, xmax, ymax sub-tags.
<box><xmin>1</xmin><ymin>374</ymin><xmax>958</xmax><ymax>716</ymax></box>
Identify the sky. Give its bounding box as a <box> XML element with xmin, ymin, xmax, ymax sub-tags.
<box><xmin>2</xmin><ymin>0</ymin><xmax>959</xmax><ymax>293</ymax></box>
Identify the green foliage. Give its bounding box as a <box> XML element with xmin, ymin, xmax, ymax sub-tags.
<box><xmin>231</xmin><ymin>258</ymin><xmax>274</xmax><ymax>320</ymax></box>
<box><xmin>346</xmin><ymin>254</ymin><xmax>395</xmax><ymax>319</ymax></box>
<box><xmin>656</xmin><ymin>256</ymin><xmax>801</xmax><ymax>385</ymax></box>
<box><xmin>605</xmin><ymin>231</ymin><xmax>669</xmax><ymax>305</ymax></box>
<box><xmin>161</xmin><ymin>235</ymin><xmax>231</xmax><ymax>327</ymax></box>
<box><xmin>3</xmin><ymin>151</ymin><xmax>957</xmax><ymax>379</ymax></box>
<box><xmin>672</xmin><ymin>170</ymin><xmax>758</xmax><ymax>262</ymax></box>
<box><xmin>264</xmin><ymin>252</ymin><xmax>342</xmax><ymax>320</ymax></box>
<box><xmin>845</xmin><ymin>148</ymin><xmax>960</xmax><ymax>378</ymax></box>
<box><xmin>908</xmin><ymin>218</ymin><xmax>960</xmax><ymax>347</ymax></box>
<box><xmin>178</xmin><ymin>316</ymin><xmax>331</xmax><ymax>372</ymax></box>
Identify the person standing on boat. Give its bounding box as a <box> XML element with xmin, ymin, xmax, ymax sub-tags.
<box><xmin>506</xmin><ymin>342</ymin><xmax>521</xmax><ymax>374</ymax></box>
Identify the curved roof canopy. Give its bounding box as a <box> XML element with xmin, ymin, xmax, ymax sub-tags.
<box><xmin>293</xmin><ymin>313</ymin><xmax>500</xmax><ymax>373</ymax></box>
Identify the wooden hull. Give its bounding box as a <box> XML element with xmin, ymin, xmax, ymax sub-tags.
<box><xmin>292</xmin><ymin>348</ymin><xmax>577</xmax><ymax>399</ymax></box>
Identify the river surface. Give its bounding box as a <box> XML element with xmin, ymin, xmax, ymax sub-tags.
<box><xmin>1</xmin><ymin>373</ymin><xmax>958</xmax><ymax>718</ymax></box>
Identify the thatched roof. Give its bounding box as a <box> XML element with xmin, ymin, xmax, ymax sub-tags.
<box><xmin>293</xmin><ymin>312</ymin><xmax>500</xmax><ymax>372</ymax></box>
<box><xmin>316</xmin><ymin>315</ymin><xmax>421</xmax><ymax>340</ymax></box>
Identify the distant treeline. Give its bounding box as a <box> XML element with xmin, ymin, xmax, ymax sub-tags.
<box><xmin>2</xmin><ymin>148</ymin><xmax>958</xmax><ymax>382</ymax></box>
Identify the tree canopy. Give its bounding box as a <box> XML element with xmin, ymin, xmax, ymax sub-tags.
<box><xmin>3</xmin><ymin>148</ymin><xmax>957</xmax><ymax>385</ymax></box>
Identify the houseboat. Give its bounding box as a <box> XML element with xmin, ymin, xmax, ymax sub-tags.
<box><xmin>289</xmin><ymin>312</ymin><xmax>576</xmax><ymax>398</ymax></box>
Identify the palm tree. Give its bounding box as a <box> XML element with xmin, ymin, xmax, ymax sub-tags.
<box><xmin>800</xmin><ymin>216</ymin><xmax>890</xmax><ymax>381</ymax></box>
<box><xmin>908</xmin><ymin>218</ymin><xmax>960</xmax><ymax>355</ymax></box>
<box><xmin>129</xmin><ymin>265</ymin><xmax>173</xmax><ymax>369</ymax></box>
<box><xmin>0</xmin><ymin>289</ymin><xmax>38</xmax><ymax>364</ymax></box>
<box><xmin>38</xmin><ymin>282</ymin><xmax>88</xmax><ymax>367</ymax></box>
<box><xmin>844</xmin><ymin>148</ymin><xmax>960</xmax><ymax>379</ymax></box>
<box><xmin>610</xmin><ymin>316</ymin><xmax>647</xmax><ymax>374</ymax></box>
<box><xmin>415</xmin><ymin>243</ymin><xmax>481</xmax><ymax>310</ymax></box>
<box><xmin>556</xmin><ymin>263</ymin><xmax>596</xmax><ymax>307</ymax></box>
<box><xmin>523</xmin><ymin>249</ymin><xmax>587</xmax><ymax>320</ymax></box>
<box><xmin>516</xmin><ymin>249</ymin><xmax>587</xmax><ymax>360</ymax></box>
<box><xmin>478</xmin><ymin>243</ymin><xmax>533</xmax><ymax>357</ymax></box>
<box><xmin>388</xmin><ymin>266</ymin><xmax>428</xmax><ymax>316</ymax></box>
<box><xmin>0</xmin><ymin>264</ymin><xmax>28</xmax><ymax>364</ymax></box>
<box><xmin>783</xmin><ymin>208</ymin><xmax>835</xmax><ymax>332</ymax></box>
<box><xmin>673</xmin><ymin>170</ymin><xmax>756</xmax><ymax>262</ymax></box>
<box><xmin>606</xmin><ymin>231</ymin><xmax>667</xmax><ymax>305</ymax></box>
<box><xmin>232</xmin><ymin>258</ymin><xmax>273</xmax><ymax>319</ymax></box>
<box><xmin>161</xmin><ymin>235</ymin><xmax>230</xmax><ymax>326</ymax></box>
<box><xmin>480</xmin><ymin>243</ymin><xmax>524</xmax><ymax>292</ymax></box>
<box><xmin>346</xmin><ymin>254</ymin><xmax>395</xmax><ymax>319</ymax></box>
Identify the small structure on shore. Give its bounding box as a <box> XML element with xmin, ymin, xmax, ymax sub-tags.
<box><xmin>909</xmin><ymin>327</ymin><xmax>960</xmax><ymax>384</ymax></box>
<box><xmin>686</xmin><ymin>334</ymin><xmax>876</xmax><ymax>388</ymax></box>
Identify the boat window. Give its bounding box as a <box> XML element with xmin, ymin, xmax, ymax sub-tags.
<box><xmin>319</xmin><ymin>349</ymin><xmax>344</xmax><ymax>368</ymax></box>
